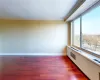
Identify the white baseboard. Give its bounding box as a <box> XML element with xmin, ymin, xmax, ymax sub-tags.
<box><xmin>0</xmin><ymin>53</ymin><xmax>66</xmax><ymax>56</ymax></box>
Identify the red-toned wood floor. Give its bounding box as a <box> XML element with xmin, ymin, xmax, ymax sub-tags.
<box><xmin>0</xmin><ymin>56</ymin><xmax>89</xmax><ymax>80</ymax></box>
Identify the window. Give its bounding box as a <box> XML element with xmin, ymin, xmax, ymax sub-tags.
<box><xmin>82</xmin><ymin>6</ymin><xmax>100</xmax><ymax>54</ymax></box>
<box><xmin>72</xmin><ymin>5</ymin><xmax>100</xmax><ymax>55</ymax></box>
<box><xmin>73</xmin><ymin>18</ymin><xmax>80</xmax><ymax>47</ymax></box>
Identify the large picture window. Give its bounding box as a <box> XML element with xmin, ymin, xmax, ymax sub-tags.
<box><xmin>72</xmin><ymin>5</ymin><xmax>100</xmax><ymax>55</ymax></box>
<box><xmin>82</xmin><ymin>6</ymin><xmax>100</xmax><ymax>53</ymax></box>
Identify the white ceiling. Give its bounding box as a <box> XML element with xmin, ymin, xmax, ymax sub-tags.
<box><xmin>0</xmin><ymin>0</ymin><xmax>77</xmax><ymax>20</ymax></box>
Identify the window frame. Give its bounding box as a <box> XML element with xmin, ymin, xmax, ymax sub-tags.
<box><xmin>71</xmin><ymin>1</ymin><xmax>100</xmax><ymax>56</ymax></box>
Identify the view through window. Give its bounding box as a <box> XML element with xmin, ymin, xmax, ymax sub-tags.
<box><xmin>82</xmin><ymin>6</ymin><xmax>100</xmax><ymax>54</ymax></box>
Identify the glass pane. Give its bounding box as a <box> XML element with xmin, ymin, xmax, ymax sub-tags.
<box><xmin>73</xmin><ymin>18</ymin><xmax>80</xmax><ymax>47</ymax></box>
<box><xmin>82</xmin><ymin>6</ymin><xmax>100</xmax><ymax>54</ymax></box>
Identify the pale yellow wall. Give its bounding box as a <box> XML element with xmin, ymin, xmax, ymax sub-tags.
<box><xmin>68</xmin><ymin>22</ymin><xmax>71</xmax><ymax>46</ymax></box>
<box><xmin>0</xmin><ymin>20</ymin><xmax>68</xmax><ymax>55</ymax></box>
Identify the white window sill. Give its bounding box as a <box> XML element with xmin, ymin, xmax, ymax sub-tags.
<box><xmin>82</xmin><ymin>47</ymin><xmax>100</xmax><ymax>56</ymax></box>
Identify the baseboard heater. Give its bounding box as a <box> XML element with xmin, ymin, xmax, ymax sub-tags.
<box><xmin>70</xmin><ymin>52</ymin><xmax>76</xmax><ymax>60</ymax></box>
<box><xmin>67</xmin><ymin>46</ymin><xmax>100</xmax><ymax>80</ymax></box>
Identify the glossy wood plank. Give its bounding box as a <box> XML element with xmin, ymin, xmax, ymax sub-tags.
<box><xmin>0</xmin><ymin>56</ymin><xmax>89</xmax><ymax>80</ymax></box>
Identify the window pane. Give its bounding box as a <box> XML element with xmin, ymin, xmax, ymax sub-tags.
<box><xmin>73</xmin><ymin>18</ymin><xmax>80</xmax><ymax>47</ymax></box>
<box><xmin>82</xmin><ymin>6</ymin><xmax>100</xmax><ymax>54</ymax></box>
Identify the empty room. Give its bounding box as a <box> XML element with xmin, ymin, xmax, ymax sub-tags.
<box><xmin>0</xmin><ymin>0</ymin><xmax>100</xmax><ymax>80</ymax></box>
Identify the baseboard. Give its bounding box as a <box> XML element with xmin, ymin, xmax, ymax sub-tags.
<box><xmin>0</xmin><ymin>53</ymin><xmax>67</xmax><ymax>56</ymax></box>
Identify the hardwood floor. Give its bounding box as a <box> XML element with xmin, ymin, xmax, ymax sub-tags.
<box><xmin>0</xmin><ymin>56</ymin><xmax>89</xmax><ymax>80</ymax></box>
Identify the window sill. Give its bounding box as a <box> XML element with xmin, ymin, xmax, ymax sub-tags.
<box><xmin>71</xmin><ymin>45</ymin><xmax>100</xmax><ymax>58</ymax></box>
<box><xmin>80</xmin><ymin>47</ymin><xmax>100</xmax><ymax>58</ymax></box>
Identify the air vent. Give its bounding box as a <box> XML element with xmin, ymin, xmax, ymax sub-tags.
<box><xmin>93</xmin><ymin>59</ymin><xmax>100</xmax><ymax>63</ymax></box>
<box><xmin>70</xmin><ymin>52</ymin><xmax>76</xmax><ymax>60</ymax></box>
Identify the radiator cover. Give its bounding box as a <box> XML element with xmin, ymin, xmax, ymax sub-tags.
<box><xmin>67</xmin><ymin>46</ymin><xmax>100</xmax><ymax>80</ymax></box>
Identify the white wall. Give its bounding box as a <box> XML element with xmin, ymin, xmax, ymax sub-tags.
<box><xmin>0</xmin><ymin>20</ymin><xmax>68</xmax><ymax>55</ymax></box>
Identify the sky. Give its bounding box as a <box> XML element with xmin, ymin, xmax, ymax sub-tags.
<box><xmin>74</xmin><ymin>5</ymin><xmax>100</xmax><ymax>35</ymax></box>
